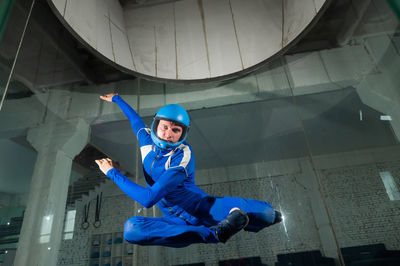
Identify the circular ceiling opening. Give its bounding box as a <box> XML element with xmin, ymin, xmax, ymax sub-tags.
<box><xmin>48</xmin><ymin>0</ymin><xmax>329</xmax><ymax>82</ymax></box>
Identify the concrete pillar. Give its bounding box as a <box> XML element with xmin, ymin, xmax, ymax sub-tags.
<box><xmin>14</xmin><ymin>118</ymin><xmax>89</xmax><ymax>266</ymax></box>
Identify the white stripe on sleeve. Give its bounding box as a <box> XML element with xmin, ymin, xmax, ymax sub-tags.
<box><xmin>178</xmin><ymin>144</ymin><xmax>191</xmax><ymax>168</ymax></box>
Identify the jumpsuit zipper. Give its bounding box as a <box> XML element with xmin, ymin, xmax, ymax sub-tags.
<box><xmin>151</xmin><ymin>150</ymin><xmax>187</xmax><ymax>221</ymax></box>
<box><xmin>150</xmin><ymin>151</ymin><xmax>160</xmax><ymax>177</ymax></box>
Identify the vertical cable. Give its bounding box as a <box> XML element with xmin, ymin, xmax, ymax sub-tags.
<box><xmin>133</xmin><ymin>78</ymin><xmax>141</xmax><ymax>266</ymax></box>
<box><xmin>0</xmin><ymin>0</ymin><xmax>35</xmax><ymax>111</ymax></box>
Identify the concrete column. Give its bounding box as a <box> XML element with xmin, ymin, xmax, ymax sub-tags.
<box><xmin>14</xmin><ymin>118</ymin><xmax>89</xmax><ymax>266</ymax></box>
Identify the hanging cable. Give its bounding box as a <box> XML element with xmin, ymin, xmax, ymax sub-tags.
<box><xmin>81</xmin><ymin>202</ymin><xmax>90</xmax><ymax>230</ymax></box>
<box><xmin>93</xmin><ymin>192</ymin><xmax>102</xmax><ymax>228</ymax></box>
<box><xmin>0</xmin><ymin>0</ymin><xmax>35</xmax><ymax>111</ymax></box>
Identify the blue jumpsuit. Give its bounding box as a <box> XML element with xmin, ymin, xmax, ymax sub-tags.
<box><xmin>107</xmin><ymin>95</ymin><xmax>276</xmax><ymax>247</ymax></box>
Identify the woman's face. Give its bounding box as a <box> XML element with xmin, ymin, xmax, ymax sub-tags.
<box><xmin>157</xmin><ymin>120</ymin><xmax>183</xmax><ymax>144</ymax></box>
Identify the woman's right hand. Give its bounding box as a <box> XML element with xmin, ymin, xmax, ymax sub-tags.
<box><xmin>100</xmin><ymin>93</ymin><xmax>118</xmax><ymax>102</ymax></box>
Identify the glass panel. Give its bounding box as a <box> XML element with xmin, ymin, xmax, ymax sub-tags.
<box><xmin>0</xmin><ymin>1</ymin><xmax>35</xmax><ymax>264</ymax></box>
<box><xmin>294</xmin><ymin>1</ymin><xmax>400</xmax><ymax>265</ymax></box>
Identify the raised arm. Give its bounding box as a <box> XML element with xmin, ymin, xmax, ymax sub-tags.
<box><xmin>100</xmin><ymin>93</ymin><xmax>147</xmax><ymax>139</ymax></box>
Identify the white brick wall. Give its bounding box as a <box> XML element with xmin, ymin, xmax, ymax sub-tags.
<box><xmin>320</xmin><ymin>161</ymin><xmax>400</xmax><ymax>250</ymax></box>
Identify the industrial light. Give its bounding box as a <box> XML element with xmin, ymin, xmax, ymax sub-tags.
<box><xmin>380</xmin><ymin>115</ymin><xmax>392</xmax><ymax>121</ymax></box>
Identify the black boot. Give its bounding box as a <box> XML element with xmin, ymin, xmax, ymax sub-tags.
<box><xmin>213</xmin><ymin>207</ymin><xmax>249</xmax><ymax>243</ymax></box>
<box><xmin>272</xmin><ymin>210</ymin><xmax>282</xmax><ymax>225</ymax></box>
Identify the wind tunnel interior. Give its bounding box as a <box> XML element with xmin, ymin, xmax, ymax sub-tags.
<box><xmin>1</xmin><ymin>0</ymin><xmax>400</xmax><ymax>265</ymax></box>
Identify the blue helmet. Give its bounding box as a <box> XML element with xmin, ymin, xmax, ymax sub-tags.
<box><xmin>151</xmin><ymin>104</ymin><xmax>190</xmax><ymax>150</ymax></box>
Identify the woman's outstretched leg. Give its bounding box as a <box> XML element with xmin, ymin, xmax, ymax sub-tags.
<box><xmin>124</xmin><ymin>216</ymin><xmax>218</xmax><ymax>248</ymax></box>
